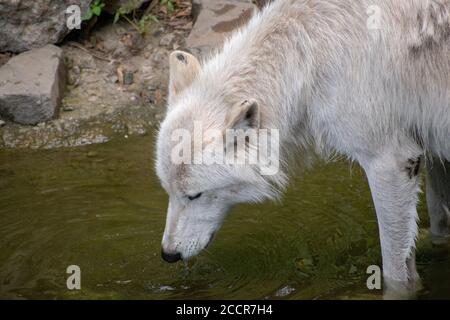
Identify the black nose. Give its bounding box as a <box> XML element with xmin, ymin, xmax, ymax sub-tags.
<box><xmin>161</xmin><ymin>250</ymin><xmax>182</xmax><ymax>263</ymax></box>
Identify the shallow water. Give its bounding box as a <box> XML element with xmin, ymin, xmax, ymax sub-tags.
<box><xmin>0</xmin><ymin>134</ymin><xmax>449</xmax><ymax>300</ymax></box>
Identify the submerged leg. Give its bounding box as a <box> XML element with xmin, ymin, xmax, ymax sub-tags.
<box><xmin>361</xmin><ymin>150</ymin><xmax>422</xmax><ymax>299</ymax></box>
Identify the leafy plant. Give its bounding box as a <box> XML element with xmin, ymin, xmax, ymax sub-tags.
<box><xmin>160</xmin><ymin>0</ymin><xmax>175</xmax><ymax>13</ymax></box>
<box><xmin>82</xmin><ymin>0</ymin><xmax>105</xmax><ymax>21</ymax></box>
<box><xmin>113</xmin><ymin>0</ymin><xmax>159</xmax><ymax>35</ymax></box>
<box><xmin>137</xmin><ymin>14</ymin><xmax>159</xmax><ymax>34</ymax></box>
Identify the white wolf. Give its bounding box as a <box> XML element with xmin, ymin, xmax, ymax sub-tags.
<box><xmin>156</xmin><ymin>0</ymin><xmax>450</xmax><ymax>298</ymax></box>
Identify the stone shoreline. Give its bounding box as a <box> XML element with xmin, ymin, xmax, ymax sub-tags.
<box><xmin>0</xmin><ymin>0</ymin><xmax>258</xmax><ymax>149</ymax></box>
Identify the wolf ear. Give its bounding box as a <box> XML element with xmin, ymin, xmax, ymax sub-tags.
<box><xmin>168</xmin><ymin>51</ymin><xmax>201</xmax><ymax>105</ymax></box>
<box><xmin>225</xmin><ymin>99</ymin><xmax>260</xmax><ymax>130</ymax></box>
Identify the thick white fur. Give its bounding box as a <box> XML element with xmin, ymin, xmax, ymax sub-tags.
<box><xmin>156</xmin><ymin>0</ymin><xmax>450</xmax><ymax>298</ymax></box>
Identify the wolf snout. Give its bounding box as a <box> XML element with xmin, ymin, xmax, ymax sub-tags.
<box><xmin>161</xmin><ymin>249</ymin><xmax>182</xmax><ymax>263</ymax></box>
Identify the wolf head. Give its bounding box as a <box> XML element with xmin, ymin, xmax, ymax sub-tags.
<box><xmin>156</xmin><ymin>51</ymin><xmax>281</xmax><ymax>262</ymax></box>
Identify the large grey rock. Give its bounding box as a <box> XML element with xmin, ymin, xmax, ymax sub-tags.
<box><xmin>0</xmin><ymin>45</ymin><xmax>66</xmax><ymax>125</ymax></box>
<box><xmin>187</xmin><ymin>0</ymin><xmax>256</xmax><ymax>57</ymax></box>
<box><xmin>0</xmin><ymin>0</ymin><xmax>90</xmax><ymax>53</ymax></box>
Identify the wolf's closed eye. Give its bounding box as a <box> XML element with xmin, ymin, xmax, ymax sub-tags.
<box><xmin>188</xmin><ymin>193</ymin><xmax>203</xmax><ymax>201</ymax></box>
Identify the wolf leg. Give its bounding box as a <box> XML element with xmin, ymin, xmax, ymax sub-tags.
<box><xmin>361</xmin><ymin>151</ymin><xmax>422</xmax><ymax>299</ymax></box>
<box><xmin>426</xmin><ymin>157</ymin><xmax>450</xmax><ymax>244</ymax></box>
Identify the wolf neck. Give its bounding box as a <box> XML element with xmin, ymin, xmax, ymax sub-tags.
<box><xmin>197</xmin><ymin>0</ymin><xmax>360</xmax><ymax>147</ymax></box>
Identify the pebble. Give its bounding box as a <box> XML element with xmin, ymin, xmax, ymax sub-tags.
<box><xmin>123</xmin><ymin>71</ymin><xmax>134</xmax><ymax>85</ymax></box>
<box><xmin>72</xmin><ymin>65</ymin><xmax>81</xmax><ymax>75</ymax></box>
<box><xmin>117</xmin><ymin>66</ymin><xmax>134</xmax><ymax>86</ymax></box>
<box><xmin>274</xmin><ymin>285</ymin><xmax>296</xmax><ymax>297</ymax></box>
<box><xmin>159</xmin><ymin>34</ymin><xmax>175</xmax><ymax>46</ymax></box>
<box><xmin>63</xmin><ymin>106</ymin><xmax>74</xmax><ymax>112</ymax></box>
<box><xmin>147</xmin><ymin>96</ymin><xmax>155</xmax><ymax>104</ymax></box>
<box><xmin>110</xmin><ymin>75</ymin><xmax>118</xmax><ymax>84</ymax></box>
<box><xmin>158</xmin><ymin>285</ymin><xmax>175</xmax><ymax>292</ymax></box>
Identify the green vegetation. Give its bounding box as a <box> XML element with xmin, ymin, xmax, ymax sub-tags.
<box><xmin>160</xmin><ymin>0</ymin><xmax>175</xmax><ymax>13</ymax></box>
<box><xmin>113</xmin><ymin>1</ymin><xmax>158</xmax><ymax>35</ymax></box>
<box><xmin>81</xmin><ymin>0</ymin><xmax>178</xmax><ymax>35</ymax></box>
<box><xmin>82</xmin><ymin>0</ymin><xmax>105</xmax><ymax>21</ymax></box>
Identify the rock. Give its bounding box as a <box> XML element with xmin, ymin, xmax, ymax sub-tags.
<box><xmin>0</xmin><ymin>45</ymin><xmax>66</xmax><ymax>125</ymax></box>
<box><xmin>110</xmin><ymin>75</ymin><xmax>119</xmax><ymax>84</ymax></box>
<box><xmin>274</xmin><ymin>285</ymin><xmax>296</xmax><ymax>297</ymax></box>
<box><xmin>0</xmin><ymin>119</ymin><xmax>5</xmax><ymax>127</ymax></box>
<box><xmin>159</xmin><ymin>33</ymin><xmax>176</xmax><ymax>47</ymax></box>
<box><xmin>124</xmin><ymin>71</ymin><xmax>134</xmax><ymax>85</ymax></box>
<box><xmin>0</xmin><ymin>0</ymin><xmax>91</xmax><ymax>53</ymax></box>
<box><xmin>103</xmin><ymin>0</ymin><xmax>148</xmax><ymax>14</ymax></box>
<box><xmin>63</xmin><ymin>106</ymin><xmax>75</xmax><ymax>112</ymax></box>
<box><xmin>72</xmin><ymin>66</ymin><xmax>81</xmax><ymax>76</ymax></box>
<box><xmin>117</xmin><ymin>66</ymin><xmax>134</xmax><ymax>85</ymax></box>
<box><xmin>187</xmin><ymin>0</ymin><xmax>256</xmax><ymax>57</ymax></box>
<box><xmin>191</xmin><ymin>0</ymin><xmax>203</xmax><ymax>21</ymax></box>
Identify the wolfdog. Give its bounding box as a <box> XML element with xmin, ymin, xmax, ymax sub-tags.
<box><xmin>156</xmin><ymin>0</ymin><xmax>450</xmax><ymax>298</ymax></box>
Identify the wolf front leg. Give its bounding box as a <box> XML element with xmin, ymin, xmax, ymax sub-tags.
<box><xmin>361</xmin><ymin>151</ymin><xmax>422</xmax><ymax>299</ymax></box>
<box><xmin>426</xmin><ymin>157</ymin><xmax>450</xmax><ymax>244</ymax></box>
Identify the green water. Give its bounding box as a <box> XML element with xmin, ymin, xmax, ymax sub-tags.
<box><xmin>0</xmin><ymin>134</ymin><xmax>449</xmax><ymax>300</ymax></box>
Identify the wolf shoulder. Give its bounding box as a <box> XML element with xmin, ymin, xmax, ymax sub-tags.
<box><xmin>377</xmin><ymin>0</ymin><xmax>450</xmax><ymax>51</ymax></box>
